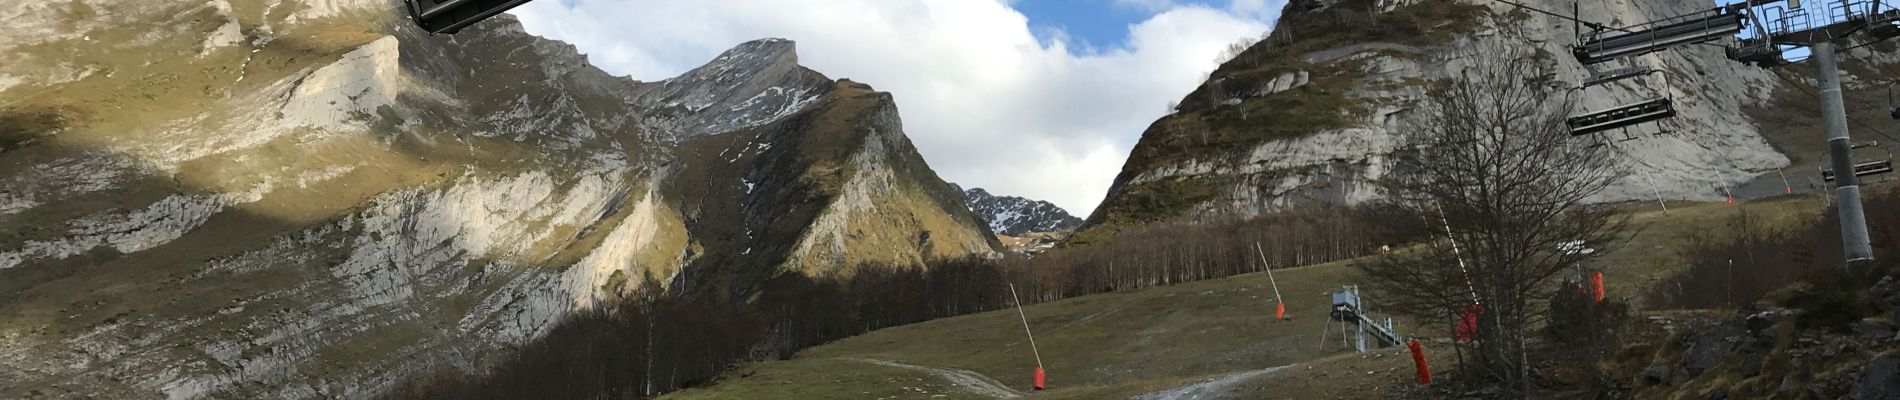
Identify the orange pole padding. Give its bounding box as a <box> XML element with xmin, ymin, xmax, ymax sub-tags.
<box><xmin>1455</xmin><ymin>303</ymin><xmax>1484</xmax><ymax>343</ymax></box>
<box><xmin>1275</xmin><ymin>302</ymin><xmax>1287</xmax><ymax>321</ymax></box>
<box><xmin>1033</xmin><ymin>367</ymin><xmax>1045</xmax><ymax>390</ymax></box>
<box><xmin>1591</xmin><ymin>271</ymin><xmax>1606</xmax><ymax>302</ymax></box>
<box><xmin>1408</xmin><ymin>339</ymin><xmax>1432</xmax><ymax>385</ymax></box>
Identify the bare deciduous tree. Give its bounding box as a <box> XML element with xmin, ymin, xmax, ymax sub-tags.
<box><xmin>1356</xmin><ymin>40</ymin><xmax>1627</xmax><ymax>393</ymax></box>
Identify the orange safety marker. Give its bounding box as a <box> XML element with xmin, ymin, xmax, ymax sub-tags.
<box><xmin>1590</xmin><ymin>271</ymin><xmax>1606</xmax><ymax>302</ymax></box>
<box><xmin>1033</xmin><ymin>367</ymin><xmax>1045</xmax><ymax>390</ymax></box>
<box><xmin>1408</xmin><ymin>339</ymin><xmax>1432</xmax><ymax>385</ymax></box>
<box><xmin>1275</xmin><ymin>302</ymin><xmax>1286</xmax><ymax>321</ymax></box>
<box><xmin>1779</xmin><ymin>168</ymin><xmax>1793</xmax><ymax>194</ymax></box>
<box><xmin>1454</xmin><ymin>303</ymin><xmax>1484</xmax><ymax>342</ymax></box>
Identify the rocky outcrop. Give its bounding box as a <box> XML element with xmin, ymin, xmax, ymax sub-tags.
<box><xmin>1604</xmin><ymin>287</ymin><xmax>1900</xmax><ymax>399</ymax></box>
<box><xmin>0</xmin><ymin>0</ymin><xmax>995</xmax><ymax>398</ymax></box>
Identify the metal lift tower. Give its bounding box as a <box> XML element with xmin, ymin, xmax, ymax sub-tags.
<box><xmin>1569</xmin><ymin>0</ymin><xmax>1900</xmax><ymax>265</ymax></box>
<box><xmin>1725</xmin><ymin>0</ymin><xmax>1900</xmax><ymax>263</ymax></box>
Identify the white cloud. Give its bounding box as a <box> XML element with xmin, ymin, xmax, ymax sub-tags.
<box><xmin>512</xmin><ymin>0</ymin><xmax>1282</xmax><ymax>217</ymax></box>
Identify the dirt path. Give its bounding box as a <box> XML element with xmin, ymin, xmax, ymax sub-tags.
<box><xmin>849</xmin><ymin>358</ymin><xmax>1024</xmax><ymax>398</ymax></box>
<box><xmin>1130</xmin><ymin>366</ymin><xmax>1287</xmax><ymax>400</ymax></box>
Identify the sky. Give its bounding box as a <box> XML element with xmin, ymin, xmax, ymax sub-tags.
<box><xmin>510</xmin><ymin>0</ymin><xmax>1286</xmax><ymax>217</ymax></box>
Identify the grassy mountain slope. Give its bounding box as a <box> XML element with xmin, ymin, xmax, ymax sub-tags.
<box><xmin>666</xmin><ymin>198</ymin><xmax>1822</xmax><ymax>399</ymax></box>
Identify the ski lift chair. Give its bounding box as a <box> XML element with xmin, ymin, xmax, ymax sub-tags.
<box><xmin>405</xmin><ymin>0</ymin><xmax>537</xmax><ymax>34</ymax></box>
<box><xmin>1821</xmin><ymin>141</ymin><xmax>1897</xmax><ymax>182</ymax></box>
<box><xmin>1871</xmin><ymin>21</ymin><xmax>1900</xmax><ymax>41</ymax></box>
<box><xmin>1726</xmin><ymin>42</ymin><xmax>1790</xmax><ymax>67</ymax></box>
<box><xmin>1573</xmin><ymin>7</ymin><xmax>1745</xmax><ymax>65</ymax></box>
<box><xmin>1568</xmin><ymin>68</ymin><xmax>1677</xmax><ymax>139</ymax></box>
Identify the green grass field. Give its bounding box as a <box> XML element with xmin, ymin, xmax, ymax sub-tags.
<box><xmin>663</xmin><ymin>198</ymin><xmax>1823</xmax><ymax>399</ymax></box>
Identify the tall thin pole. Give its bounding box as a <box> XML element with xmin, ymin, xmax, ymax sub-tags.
<box><xmin>1438</xmin><ymin>205</ymin><xmax>1480</xmax><ymax>304</ymax></box>
<box><xmin>1008</xmin><ymin>283</ymin><xmax>1044</xmax><ymax>369</ymax></box>
<box><xmin>1254</xmin><ymin>242</ymin><xmax>1283</xmax><ymax>303</ymax></box>
<box><xmin>1814</xmin><ymin>41</ymin><xmax>1876</xmax><ymax>264</ymax></box>
<box><xmin>1642</xmin><ymin>169</ymin><xmax>1668</xmax><ymax>213</ymax></box>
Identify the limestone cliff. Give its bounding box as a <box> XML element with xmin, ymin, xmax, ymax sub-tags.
<box><xmin>0</xmin><ymin>0</ymin><xmax>996</xmax><ymax>398</ymax></box>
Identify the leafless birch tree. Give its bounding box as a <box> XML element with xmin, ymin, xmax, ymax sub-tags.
<box><xmin>1356</xmin><ymin>40</ymin><xmax>1628</xmax><ymax>393</ymax></box>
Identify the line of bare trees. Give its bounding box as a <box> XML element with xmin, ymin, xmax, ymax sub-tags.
<box><xmin>1012</xmin><ymin>204</ymin><xmax>1391</xmax><ymax>303</ymax></box>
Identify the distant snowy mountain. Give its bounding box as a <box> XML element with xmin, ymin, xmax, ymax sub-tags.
<box><xmin>957</xmin><ymin>186</ymin><xmax>1083</xmax><ymax>236</ymax></box>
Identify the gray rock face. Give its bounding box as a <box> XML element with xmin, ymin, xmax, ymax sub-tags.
<box><xmin>957</xmin><ymin>186</ymin><xmax>1082</xmax><ymax>236</ymax></box>
<box><xmin>0</xmin><ymin>1</ymin><xmax>994</xmax><ymax>398</ymax></box>
<box><xmin>1854</xmin><ymin>355</ymin><xmax>1900</xmax><ymax>400</ymax></box>
<box><xmin>629</xmin><ymin>38</ymin><xmax>834</xmax><ymax>138</ymax></box>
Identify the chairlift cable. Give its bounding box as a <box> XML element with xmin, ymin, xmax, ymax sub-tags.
<box><xmin>1491</xmin><ymin>0</ymin><xmax>1737</xmax><ymax>51</ymax></box>
<box><xmin>1493</xmin><ymin>0</ymin><xmax>1612</xmax><ymax>31</ymax></box>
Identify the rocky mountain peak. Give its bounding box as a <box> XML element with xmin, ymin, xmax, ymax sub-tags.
<box><xmin>957</xmin><ymin>185</ymin><xmax>1082</xmax><ymax>236</ymax></box>
<box><xmin>632</xmin><ymin>38</ymin><xmax>831</xmax><ymax>138</ymax></box>
<box><xmin>715</xmin><ymin>38</ymin><xmax>799</xmax><ymax>69</ymax></box>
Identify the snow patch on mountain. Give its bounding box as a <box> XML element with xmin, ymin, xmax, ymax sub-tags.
<box><xmin>958</xmin><ymin>186</ymin><xmax>1082</xmax><ymax>236</ymax></box>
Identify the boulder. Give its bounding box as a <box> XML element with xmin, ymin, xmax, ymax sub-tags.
<box><xmin>1871</xmin><ymin>277</ymin><xmax>1900</xmax><ymax>322</ymax></box>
